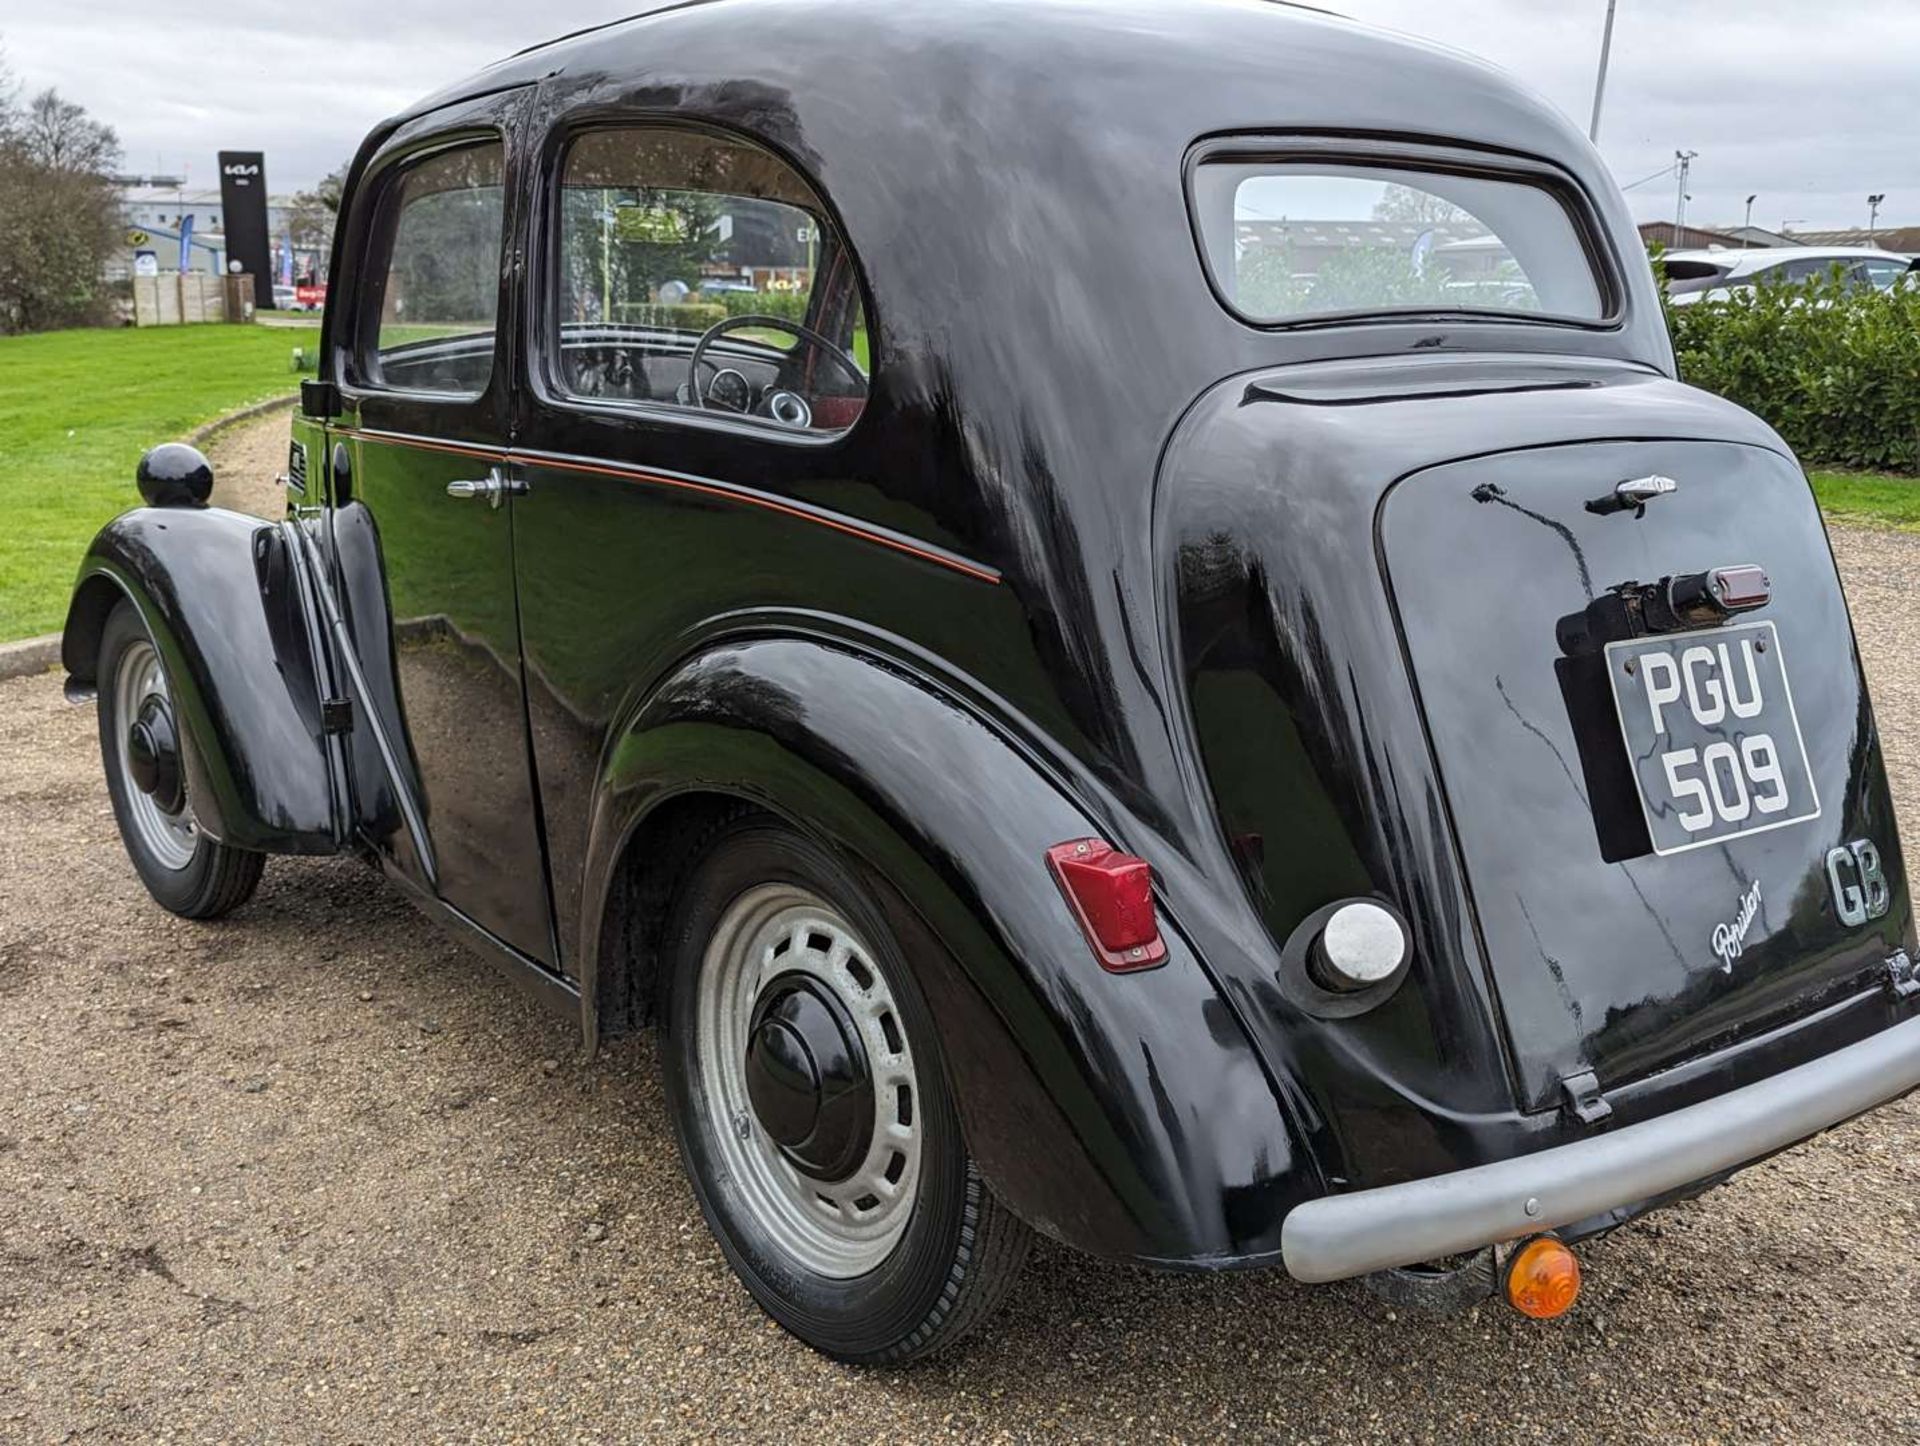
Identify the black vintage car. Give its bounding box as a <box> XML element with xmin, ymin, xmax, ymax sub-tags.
<box><xmin>63</xmin><ymin>0</ymin><xmax>1920</xmax><ymax>1361</ymax></box>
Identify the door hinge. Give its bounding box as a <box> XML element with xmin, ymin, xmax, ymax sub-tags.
<box><xmin>320</xmin><ymin>698</ymin><xmax>354</xmax><ymax>735</ymax></box>
<box><xmin>1559</xmin><ymin>1070</ymin><xmax>1613</xmax><ymax>1125</ymax></box>
<box><xmin>1883</xmin><ymin>949</ymin><xmax>1919</xmax><ymax>1002</ymax></box>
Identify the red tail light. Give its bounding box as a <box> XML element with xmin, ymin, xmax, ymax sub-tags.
<box><xmin>1046</xmin><ymin>838</ymin><xmax>1168</xmax><ymax>972</ymax></box>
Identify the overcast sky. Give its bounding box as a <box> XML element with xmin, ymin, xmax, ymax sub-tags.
<box><xmin>0</xmin><ymin>0</ymin><xmax>1911</xmax><ymax>231</ymax></box>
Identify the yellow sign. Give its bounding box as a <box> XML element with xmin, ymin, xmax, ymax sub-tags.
<box><xmin>126</xmin><ymin>228</ymin><xmax>151</xmax><ymax>247</ymax></box>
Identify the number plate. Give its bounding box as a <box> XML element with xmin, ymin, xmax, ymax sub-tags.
<box><xmin>1605</xmin><ymin>621</ymin><xmax>1820</xmax><ymax>856</ymax></box>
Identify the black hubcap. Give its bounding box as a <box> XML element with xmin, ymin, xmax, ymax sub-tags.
<box><xmin>743</xmin><ymin>971</ymin><xmax>874</xmax><ymax>1182</ymax></box>
<box><xmin>126</xmin><ymin>696</ymin><xmax>184</xmax><ymax>815</ymax></box>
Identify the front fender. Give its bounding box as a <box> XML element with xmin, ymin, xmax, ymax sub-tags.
<box><xmin>578</xmin><ymin>635</ymin><xmax>1311</xmax><ymax>1265</ymax></box>
<box><xmin>63</xmin><ymin>508</ymin><xmax>342</xmax><ymax>854</ymax></box>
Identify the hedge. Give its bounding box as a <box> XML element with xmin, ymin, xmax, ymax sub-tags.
<box><xmin>1665</xmin><ymin>271</ymin><xmax>1920</xmax><ymax>474</ymax></box>
<box><xmin>615</xmin><ymin>300</ymin><xmax>727</xmax><ymax>330</ymax></box>
<box><xmin>719</xmin><ymin>289</ymin><xmax>810</xmax><ymax>323</ymax></box>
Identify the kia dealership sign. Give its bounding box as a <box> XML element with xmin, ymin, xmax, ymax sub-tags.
<box><xmin>217</xmin><ymin>150</ymin><xmax>274</xmax><ymax>311</ymax></box>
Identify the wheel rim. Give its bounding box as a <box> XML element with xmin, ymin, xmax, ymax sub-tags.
<box><xmin>112</xmin><ymin>638</ymin><xmax>196</xmax><ymax>872</ymax></box>
<box><xmin>695</xmin><ymin>883</ymin><xmax>922</xmax><ymax>1279</ymax></box>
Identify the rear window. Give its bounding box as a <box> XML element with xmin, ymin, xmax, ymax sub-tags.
<box><xmin>1191</xmin><ymin>159</ymin><xmax>1607</xmax><ymax>325</ymax></box>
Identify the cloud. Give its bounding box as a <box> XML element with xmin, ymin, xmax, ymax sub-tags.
<box><xmin>1</xmin><ymin>0</ymin><xmax>1911</xmax><ymax>231</ymax></box>
<box><xmin>1332</xmin><ymin>0</ymin><xmax>1919</xmax><ymax>232</ymax></box>
<box><xmin>0</xmin><ymin>1</ymin><xmax>633</xmax><ymax>190</ymax></box>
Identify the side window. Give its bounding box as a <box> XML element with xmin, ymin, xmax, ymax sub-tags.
<box><xmin>363</xmin><ymin>142</ymin><xmax>506</xmax><ymax>399</ymax></box>
<box><xmin>553</xmin><ymin>127</ymin><xmax>869</xmax><ymax>434</ymax></box>
<box><xmin>1775</xmin><ymin>259</ymin><xmax>1838</xmax><ymax>285</ymax></box>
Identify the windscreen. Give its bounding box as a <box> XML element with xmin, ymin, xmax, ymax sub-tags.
<box><xmin>1192</xmin><ymin>160</ymin><xmax>1607</xmax><ymax>324</ymax></box>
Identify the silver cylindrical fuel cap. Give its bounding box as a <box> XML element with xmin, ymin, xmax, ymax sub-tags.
<box><xmin>1309</xmin><ymin>901</ymin><xmax>1408</xmax><ymax>992</ymax></box>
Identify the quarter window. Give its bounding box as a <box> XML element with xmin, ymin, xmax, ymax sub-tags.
<box><xmin>364</xmin><ymin>142</ymin><xmax>506</xmax><ymax>398</ymax></box>
<box><xmin>1192</xmin><ymin>159</ymin><xmax>1607</xmax><ymax>325</ymax></box>
<box><xmin>553</xmin><ymin>128</ymin><xmax>868</xmax><ymax>434</ymax></box>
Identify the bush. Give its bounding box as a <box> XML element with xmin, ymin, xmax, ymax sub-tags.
<box><xmin>1666</xmin><ymin>270</ymin><xmax>1920</xmax><ymax>474</ymax></box>
<box><xmin>718</xmin><ymin>288</ymin><xmax>810</xmax><ymax>323</ymax></box>
<box><xmin>614</xmin><ymin>300</ymin><xmax>727</xmax><ymax>331</ymax></box>
<box><xmin>0</xmin><ymin>87</ymin><xmax>125</xmax><ymax>334</ymax></box>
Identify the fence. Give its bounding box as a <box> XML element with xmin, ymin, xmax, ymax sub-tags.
<box><xmin>132</xmin><ymin>273</ymin><xmax>257</xmax><ymax>327</ymax></box>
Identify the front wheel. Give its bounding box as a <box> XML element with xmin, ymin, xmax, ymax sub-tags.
<box><xmin>96</xmin><ymin>600</ymin><xmax>263</xmax><ymax>919</ymax></box>
<box><xmin>658</xmin><ymin>818</ymin><xmax>1030</xmax><ymax>1364</ymax></box>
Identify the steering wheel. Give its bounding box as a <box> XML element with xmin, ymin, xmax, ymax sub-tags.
<box><xmin>687</xmin><ymin>314</ymin><xmax>867</xmax><ymax>428</ymax></box>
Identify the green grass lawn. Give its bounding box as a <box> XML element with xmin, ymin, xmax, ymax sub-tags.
<box><xmin>2</xmin><ymin>325</ymin><xmax>1915</xmax><ymax>647</ymax></box>
<box><xmin>0</xmin><ymin>325</ymin><xmax>301</xmax><ymax>642</ymax></box>
<box><xmin>1809</xmin><ymin>470</ymin><xmax>1920</xmax><ymax>532</ymax></box>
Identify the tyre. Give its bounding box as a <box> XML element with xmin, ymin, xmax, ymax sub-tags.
<box><xmin>658</xmin><ymin>816</ymin><xmax>1031</xmax><ymax>1364</ymax></box>
<box><xmin>96</xmin><ymin>599</ymin><xmax>264</xmax><ymax>919</ymax></box>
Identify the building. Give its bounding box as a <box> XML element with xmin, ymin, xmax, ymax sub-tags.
<box><xmin>1792</xmin><ymin>226</ymin><xmax>1920</xmax><ymax>257</ymax></box>
<box><xmin>1637</xmin><ymin>222</ymin><xmax>1749</xmax><ymax>251</ymax></box>
<box><xmin>117</xmin><ymin>180</ymin><xmax>298</xmax><ymax>250</ymax></box>
<box><xmin>115</xmin><ymin>173</ymin><xmax>335</xmax><ymax>292</ymax></box>
<box><xmin>1235</xmin><ymin>219</ymin><xmax>1483</xmax><ymax>273</ymax></box>
<box><xmin>1720</xmin><ymin>224</ymin><xmax>1799</xmax><ymax>249</ymax></box>
<box><xmin>107</xmin><ymin>221</ymin><xmax>227</xmax><ymax>282</ymax></box>
<box><xmin>1639</xmin><ymin>220</ymin><xmax>1920</xmax><ymax>258</ymax></box>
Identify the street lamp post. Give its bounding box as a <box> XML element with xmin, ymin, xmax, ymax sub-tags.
<box><xmin>1868</xmin><ymin>194</ymin><xmax>1886</xmax><ymax>243</ymax></box>
<box><xmin>1674</xmin><ymin>150</ymin><xmax>1698</xmax><ymax>238</ymax></box>
<box><xmin>1744</xmin><ymin>194</ymin><xmax>1757</xmax><ymax>248</ymax></box>
<box><xmin>1590</xmin><ymin>0</ymin><xmax>1619</xmax><ymax>143</ymax></box>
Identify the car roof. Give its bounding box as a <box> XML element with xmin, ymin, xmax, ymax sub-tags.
<box><xmin>1665</xmin><ymin>246</ymin><xmax>1913</xmax><ymax>270</ymax></box>
<box><xmin>343</xmin><ymin>0</ymin><xmax>1670</xmax><ymax>381</ymax></box>
<box><xmin>400</xmin><ymin>0</ymin><xmax>1556</xmax><ymax>142</ymax></box>
<box><xmin>497</xmin><ymin>0</ymin><xmax>1349</xmax><ymax>63</ymax></box>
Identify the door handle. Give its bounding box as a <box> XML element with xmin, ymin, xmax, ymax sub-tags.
<box><xmin>445</xmin><ymin>468</ymin><xmax>527</xmax><ymax>510</ymax></box>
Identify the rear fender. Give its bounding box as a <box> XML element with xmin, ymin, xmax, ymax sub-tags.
<box><xmin>63</xmin><ymin>508</ymin><xmax>343</xmax><ymax>854</ymax></box>
<box><xmin>577</xmin><ymin>634</ymin><xmax>1310</xmax><ymax>1265</ymax></box>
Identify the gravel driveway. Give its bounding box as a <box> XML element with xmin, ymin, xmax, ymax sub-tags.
<box><xmin>4</xmin><ymin>442</ymin><xmax>1919</xmax><ymax>1440</ymax></box>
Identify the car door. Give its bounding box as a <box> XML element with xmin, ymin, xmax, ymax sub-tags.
<box><xmin>330</xmin><ymin>93</ymin><xmax>558</xmax><ymax>967</ymax></box>
<box><xmin>507</xmin><ymin>119</ymin><xmax>880</xmax><ymax>963</ymax></box>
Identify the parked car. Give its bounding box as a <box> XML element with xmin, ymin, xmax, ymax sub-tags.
<box><xmin>62</xmin><ymin>0</ymin><xmax>1920</xmax><ymax>1362</ymax></box>
<box><xmin>271</xmin><ymin>282</ymin><xmax>327</xmax><ymax>313</ymax></box>
<box><xmin>1664</xmin><ymin>245</ymin><xmax>1919</xmax><ymax>305</ymax></box>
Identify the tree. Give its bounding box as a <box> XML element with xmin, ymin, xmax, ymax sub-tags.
<box><xmin>0</xmin><ymin>49</ymin><xmax>17</xmax><ymax>143</ymax></box>
<box><xmin>19</xmin><ymin>87</ymin><xmax>117</xmax><ymax>172</ymax></box>
<box><xmin>1371</xmin><ymin>184</ymin><xmax>1476</xmax><ymax>227</ymax></box>
<box><xmin>0</xmin><ymin>75</ymin><xmax>124</xmax><ymax>334</ymax></box>
<box><xmin>288</xmin><ymin>163</ymin><xmax>348</xmax><ymax>257</ymax></box>
<box><xmin>557</xmin><ymin>184</ymin><xmax>724</xmax><ymax>325</ymax></box>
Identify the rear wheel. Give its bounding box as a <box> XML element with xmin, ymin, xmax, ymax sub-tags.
<box><xmin>97</xmin><ymin>600</ymin><xmax>263</xmax><ymax>919</ymax></box>
<box><xmin>658</xmin><ymin>817</ymin><xmax>1030</xmax><ymax>1364</ymax></box>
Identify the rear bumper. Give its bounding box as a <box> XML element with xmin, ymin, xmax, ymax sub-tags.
<box><xmin>1280</xmin><ymin>1010</ymin><xmax>1920</xmax><ymax>1283</ymax></box>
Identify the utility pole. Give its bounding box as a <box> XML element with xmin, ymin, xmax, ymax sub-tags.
<box><xmin>1744</xmin><ymin>194</ymin><xmax>1756</xmax><ymax>248</ymax></box>
<box><xmin>1869</xmin><ymin>193</ymin><xmax>1886</xmax><ymax>242</ymax></box>
<box><xmin>1674</xmin><ymin>150</ymin><xmax>1697</xmax><ymax>238</ymax></box>
<box><xmin>1589</xmin><ymin>0</ymin><xmax>1619</xmax><ymax>143</ymax></box>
